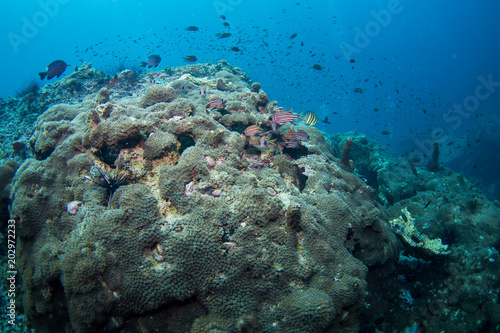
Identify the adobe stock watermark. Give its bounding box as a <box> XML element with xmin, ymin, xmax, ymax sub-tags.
<box><xmin>213</xmin><ymin>0</ymin><xmax>244</xmax><ymax>16</ymax></box>
<box><xmin>7</xmin><ymin>0</ymin><xmax>70</xmax><ymax>54</ymax></box>
<box><xmin>340</xmin><ymin>0</ymin><xmax>411</xmax><ymax>61</ymax></box>
<box><xmin>409</xmin><ymin>74</ymin><xmax>500</xmax><ymax>164</ymax></box>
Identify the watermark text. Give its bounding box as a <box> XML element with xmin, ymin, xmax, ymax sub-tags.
<box><xmin>5</xmin><ymin>219</ymin><xmax>17</xmax><ymax>326</ymax></box>
<box><xmin>7</xmin><ymin>0</ymin><xmax>70</xmax><ymax>54</ymax></box>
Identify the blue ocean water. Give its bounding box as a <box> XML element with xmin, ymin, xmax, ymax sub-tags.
<box><xmin>1</xmin><ymin>0</ymin><xmax>499</xmax><ymax>199</ymax></box>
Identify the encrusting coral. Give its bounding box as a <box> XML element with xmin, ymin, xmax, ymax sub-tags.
<box><xmin>389</xmin><ymin>207</ymin><xmax>450</xmax><ymax>256</ymax></box>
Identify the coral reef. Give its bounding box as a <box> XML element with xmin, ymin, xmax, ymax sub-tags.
<box><xmin>2</xmin><ymin>63</ymin><xmax>499</xmax><ymax>333</ymax></box>
<box><xmin>0</xmin><ymin>63</ymin><xmax>107</xmax><ymax>164</ymax></box>
<box><xmin>0</xmin><ymin>160</ymin><xmax>18</xmax><ymax>236</ymax></box>
<box><xmin>139</xmin><ymin>85</ymin><xmax>176</xmax><ymax>108</ymax></box>
<box><xmin>340</xmin><ymin>137</ymin><xmax>354</xmax><ymax>172</ymax></box>
<box><xmin>331</xmin><ymin>132</ymin><xmax>421</xmax><ymax>206</ymax></box>
<box><xmin>8</xmin><ymin>62</ymin><xmax>398</xmax><ymax>333</ymax></box>
<box><xmin>331</xmin><ymin>132</ymin><xmax>500</xmax><ymax>333</ymax></box>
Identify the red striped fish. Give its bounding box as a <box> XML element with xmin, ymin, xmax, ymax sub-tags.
<box><xmin>284</xmin><ymin>130</ymin><xmax>309</xmax><ymax>141</ymax></box>
<box><xmin>206</xmin><ymin>96</ymin><xmax>226</xmax><ymax>111</ymax></box>
<box><xmin>244</xmin><ymin>125</ymin><xmax>262</xmax><ymax>136</ymax></box>
<box><xmin>278</xmin><ymin>140</ymin><xmax>300</xmax><ymax>149</ymax></box>
<box><xmin>269</xmin><ymin>109</ymin><xmax>302</xmax><ymax>126</ymax></box>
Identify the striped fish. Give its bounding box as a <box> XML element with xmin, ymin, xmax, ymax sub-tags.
<box><xmin>302</xmin><ymin>111</ymin><xmax>319</xmax><ymax>126</ymax></box>
<box><xmin>278</xmin><ymin>140</ymin><xmax>300</xmax><ymax>149</ymax></box>
<box><xmin>269</xmin><ymin>109</ymin><xmax>302</xmax><ymax>126</ymax></box>
<box><xmin>284</xmin><ymin>130</ymin><xmax>309</xmax><ymax>141</ymax></box>
<box><xmin>243</xmin><ymin>125</ymin><xmax>262</xmax><ymax>136</ymax></box>
<box><xmin>206</xmin><ymin>96</ymin><xmax>226</xmax><ymax>111</ymax></box>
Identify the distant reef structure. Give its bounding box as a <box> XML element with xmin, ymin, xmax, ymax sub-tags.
<box><xmin>0</xmin><ymin>61</ymin><xmax>499</xmax><ymax>332</ymax></box>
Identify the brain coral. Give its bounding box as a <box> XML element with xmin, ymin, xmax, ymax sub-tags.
<box><xmin>272</xmin><ymin>288</ymin><xmax>336</xmax><ymax>332</ymax></box>
<box><xmin>143</xmin><ymin>131</ymin><xmax>179</xmax><ymax>160</ymax></box>
<box><xmin>10</xmin><ymin>63</ymin><xmax>398</xmax><ymax>333</ymax></box>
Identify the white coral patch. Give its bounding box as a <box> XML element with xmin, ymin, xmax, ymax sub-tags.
<box><xmin>67</xmin><ymin>201</ymin><xmax>82</xmax><ymax>215</ymax></box>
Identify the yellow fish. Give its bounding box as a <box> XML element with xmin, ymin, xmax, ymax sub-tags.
<box><xmin>302</xmin><ymin>111</ymin><xmax>319</xmax><ymax>126</ymax></box>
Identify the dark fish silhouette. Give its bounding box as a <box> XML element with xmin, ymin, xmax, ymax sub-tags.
<box><xmin>183</xmin><ymin>55</ymin><xmax>197</xmax><ymax>62</ymax></box>
<box><xmin>312</xmin><ymin>64</ymin><xmax>323</xmax><ymax>70</ymax></box>
<box><xmin>39</xmin><ymin>60</ymin><xmax>68</xmax><ymax>80</ymax></box>
<box><xmin>217</xmin><ymin>32</ymin><xmax>232</xmax><ymax>39</ymax></box>
<box><xmin>290</xmin><ymin>33</ymin><xmax>298</xmax><ymax>39</ymax></box>
<box><xmin>185</xmin><ymin>26</ymin><xmax>199</xmax><ymax>31</ymax></box>
<box><xmin>141</xmin><ymin>54</ymin><xmax>161</xmax><ymax>68</ymax></box>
